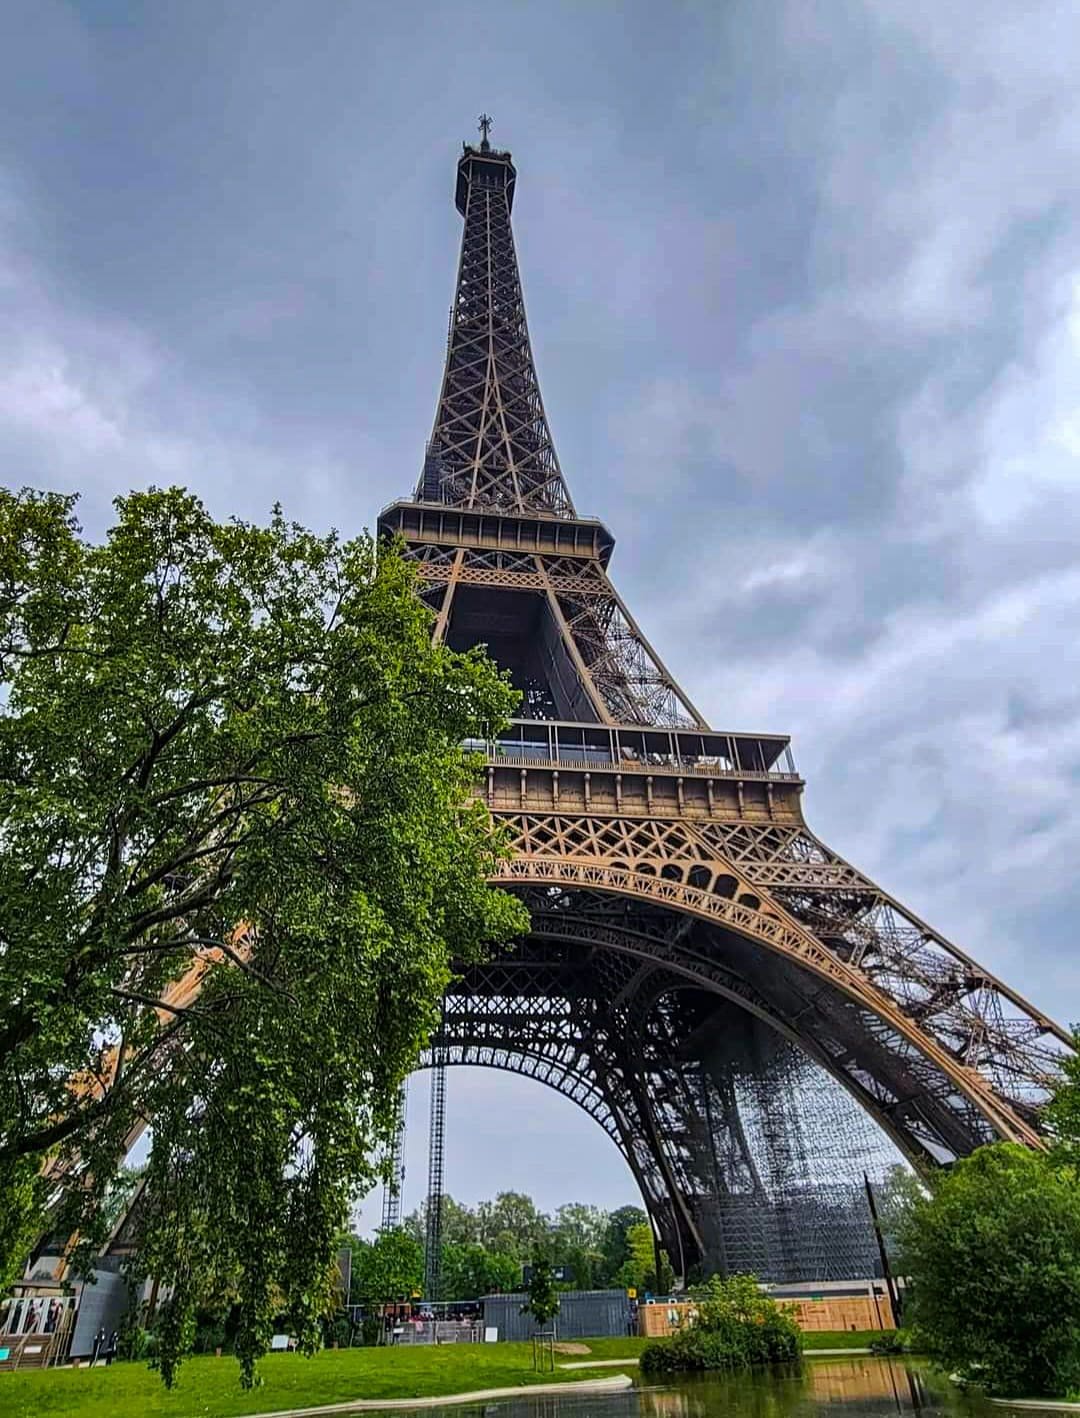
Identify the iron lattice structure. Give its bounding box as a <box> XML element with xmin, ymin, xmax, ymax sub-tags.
<box><xmin>424</xmin><ymin>1054</ymin><xmax>447</xmax><ymax>1300</ymax></box>
<box><xmin>379</xmin><ymin>126</ymin><xmax>1075</xmax><ymax>1285</ymax></box>
<box><xmin>380</xmin><ymin>1080</ymin><xmax>408</xmax><ymax>1233</ymax></box>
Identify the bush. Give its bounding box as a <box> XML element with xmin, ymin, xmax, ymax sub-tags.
<box><xmin>868</xmin><ymin>1330</ymin><xmax>908</xmax><ymax>1355</ymax></box>
<box><xmin>324</xmin><ymin>1310</ymin><xmax>353</xmax><ymax>1348</ymax></box>
<box><xmin>360</xmin><ymin>1316</ymin><xmax>381</xmax><ymax>1347</ymax></box>
<box><xmin>193</xmin><ymin>1319</ymin><xmax>228</xmax><ymax>1355</ymax></box>
<box><xmin>899</xmin><ymin>1144</ymin><xmax>1080</xmax><ymax>1398</ymax></box>
<box><xmin>640</xmin><ymin>1274</ymin><xmax>801</xmax><ymax>1375</ymax></box>
<box><xmin>117</xmin><ymin>1325</ymin><xmax>153</xmax><ymax>1363</ymax></box>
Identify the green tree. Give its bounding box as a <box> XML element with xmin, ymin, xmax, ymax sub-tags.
<box><xmin>0</xmin><ymin>1157</ymin><xmax>45</xmax><ymax>1293</ymax></box>
<box><xmin>1044</xmin><ymin>1029</ymin><xmax>1080</xmax><ymax>1166</ymax></box>
<box><xmin>552</xmin><ymin>1202</ymin><xmax>607</xmax><ymax>1254</ymax></box>
<box><xmin>872</xmin><ymin>1163</ymin><xmax>926</xmax><ymax>1266</ymax></box>
<box><xmin>475</xmin><ymin>1191</ymin><xmax>549</xmax><ymax>1263</ymax></box>
<box><xmin>441</xmin><ymin>1242</ymin><xmax>519</xmax><ymax>1300</ymax></box>
<box><xmin>561</xmin><ymin>1242</ymin><xmax>602</xmax><ymax>1290</ymax></box>
<box><xmin>600</xmin><ymin>1205</ymin><xmax>649</xmax><ymax>1283</ymax></box>
<box><xmin>0</xmin><ymin>487</ymin><xmax>527</xmax><ymax>1387</ymax></box>
<box><xmin>550</xmin><ymin>1203</ymin><xmax>607</xmax><ymax>1287</ymax></box>
<box><xmin>350</xmin><ymin>1230</ymin><xmax>424</xmax><ymax>1309</ymax></box>
<box><xmin>404</xmin><ymin>1194</ymin><xmax>478</xmax><ymax>1250</ymax></box>
<box><xmin>899</xmin><ymin>1144</ymin><xmax>1080</xmax><ymax>1397</ymax></box>
<box><xmin>521</xmin><ymin>1252</ymin><xmax>560</xmax><ymax>1333</ymax></box>
<box><xmin>99</xmin><ymin>1162</ymin><xmax>147</xmax><ymax>1237</ymax></box>
<box><xmin>617</xmin><ymin>1221</ymin><xmax>672</xmax><ymax>1294</ymax></box>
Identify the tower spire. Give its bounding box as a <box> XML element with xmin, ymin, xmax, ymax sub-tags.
<box><xmin>417</xmin><ymin>130</ymin><xmax>575</xmax><ymax>516</ymax></box>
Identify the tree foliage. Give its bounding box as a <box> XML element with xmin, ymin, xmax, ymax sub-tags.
<box><xmin>551</xmin><ymin>1203</ymin><xmax>606</xmax><ymax>1289</ymax></box>
<box><xmin>872</xmin><ymin>1163</ymin><xmax>928</xmax><ymax>1266</ymax></box>
<box><xmin>404</xmin><ymin>1195</ymin><xmax>478</xmax><ymax>1252</ymax></box>
<box><xmin>441</xmin><ymin>1242</ymin><xmax>519</xmax><ymax>1301</ymax></box>
<box><xmin>0</xmin><ymin>487</ymin><xmax>528</xmax><ymax>1386</ymax></box>
<box><xmin>1044</xmin><ymin>1030</ymin><xmax>1080</xmax><ymax>1167</ymax></box>
<box><xmin>396</xmin><ymin>1185</ymin><xmax>685</xmax><ymax>1301</ymax></box>
<box><xmin>600</xmin><ymin>1205</ymin><xmax>649</xmax><ymax>1279</ymax></box>
<box><xmin>521</xmin><ymin>1251</ymin><xmax>560</xmax><ymax>1332</ymax></box>
<box><xmin>348</xmin><ymin>1230</ymin><xmax>424</xmax><ymax>1309</ymax></box>
<box><xmin>640</xmin><ymin>1273</ymin><xmax>801</xmax><ymax>1374</ymax></box>
<box><xmin>617</xmin><ymin>1221</ymin><xmax>672</xmax><ymax>1295</ymax></box>
<box><xmin>899</xmin><ymin>1144</ymin><xmax>1080</xmax><ymax>1397</ymax></box>
<box><xmin>475</xmin><ymin>1192</ymin><xmax>549</xmax><ymax>1262</ymax></box>
<box><xmin>402</xmin><ymin>1192</ymin><xmax>660</xmax><ymax>1297</ymax></box>
<box><xmin>0</xmin><ymin>1157</ymin><xmax>45</xmax><ymax>1294</ymax></box>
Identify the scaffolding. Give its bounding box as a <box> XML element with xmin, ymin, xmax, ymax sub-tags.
<box><xmin>423</xmin><ymin>1057</ymin><xmax>447</xmax><ymax>1301</ymax></box>
<box><xmin>380</xmin><ymin>1080</ymin><xmax>408</xmax><ymax>1233</ymax></box>
<box><xmin>692</xmin><ymin>1025</ymin><xmax>905</xmax><ymax>1283</ymax></box>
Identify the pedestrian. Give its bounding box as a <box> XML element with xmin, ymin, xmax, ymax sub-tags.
<box><xmin>91</xmin><ymin>1326</ymin><xmax>105</xmax><ymax>1365</ymax></box>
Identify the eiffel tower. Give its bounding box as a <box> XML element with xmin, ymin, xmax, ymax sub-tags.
<box><xmin>379</xmin><ymin>123</ymin><xmax>1072</xmax><ymax>1283</ymax></box>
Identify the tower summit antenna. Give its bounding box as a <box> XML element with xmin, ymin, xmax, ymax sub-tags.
<box><xmin>478</xmin><ymin>113</ymin><xmax>493</xmax><ymax>150</ymax></box>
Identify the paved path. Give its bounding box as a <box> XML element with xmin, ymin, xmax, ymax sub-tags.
<box><xmin>559</xmin><ymin>1358</ymin><xmax>640</xmax><ymax>1369</ymax></box>
<box><xmin>990</xmin><ymin>1401</ymin><xmax>1080</xmax><ymax>1412</ymax></box>
<box><xmin>236</xmin><ymin>1373</ymin><xmax>634</xmax><ymax>1418</ymax></box>
<box><xmin>805</xmin><ymin>1348</ymin><xmax>873</xmax><ymax>1357</ymax></box>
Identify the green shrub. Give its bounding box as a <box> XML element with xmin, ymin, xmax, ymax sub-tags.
<box><xmin>116</xmin><ymin>1325</ymin><xmax>153</xmax><ymax>1363</ymax></box>
<box><xmin>868</xmin><ymin>1330</ymin><xmax>908</xmax><ymax>1355</ymax></box>
<box><xmin>899</xmin><ymin>1144</ymin><xmax>1080</xmax><ymax>1398</ymax></box>
<box><xmin>360</xmin><ymin>1315</ymin><xmax>382</xmax><ymax>1347</ymax></box>
<box><xmin>193</xmin><ymin>1319</ymin><xmax>227</xmax><ymax>1355</ymax></box>
<box><xmin>325</xmin><ymin>1310</ymin><xmax>353</xmax><ymax>1348</ymax></box>
<box><xmin>640</xmin><ymin>1273</ymin><xmax>801</xmax><ymax>1375</ymax></box>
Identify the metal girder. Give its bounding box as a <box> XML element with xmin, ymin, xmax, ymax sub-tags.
<box><xmin>416</xmin><ymin>142</ymin><xmax>573</xmax><ymax>517</ymax></box>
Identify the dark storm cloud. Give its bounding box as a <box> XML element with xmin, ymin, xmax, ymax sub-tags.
<box><xmin>1</xmin><ymin>0</ymin><xmax>1078</xmax><ymax>1217</ymax></box>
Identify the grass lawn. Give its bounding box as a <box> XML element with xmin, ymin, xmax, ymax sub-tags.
<box><xmin>801</xmin><ymin>1331</ymin><xmax>885</xmax><ymax>1351</ymax></box>
<box><xmin>558</xmin><ymin>1336</ymin><xmax>648</xmax><ymax>1359</ymax></box>
<box><xmin>0</xmin><ymin>1341</ymin><xmax>633</xmax><ymax>1418</ymax></box>
<box><xmin>0</xmin><ymin>1330</ymin><xmax>886</xmax><ymax>1418</ymax></box>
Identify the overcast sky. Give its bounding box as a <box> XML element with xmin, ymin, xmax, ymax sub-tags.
<box><xmin>3</xmin><ymin>1</ymin><xmax>1079</xmax><ymax>1226</ymax></box>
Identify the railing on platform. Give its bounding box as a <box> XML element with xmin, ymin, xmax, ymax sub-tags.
<box><xmin>467</xmin><ymin>718</ymin><xmax>799</xmax><ymax>781</ymax></box>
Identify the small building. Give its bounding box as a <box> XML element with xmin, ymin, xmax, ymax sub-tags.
<box><xmin>637</xmin><ymin>1277</ymin><xmax>897</xmax><ymax>1339</ymax></box>
<box><xmin>482</xmin><ymin>1289</ymin><xmax>632</xmax><ymax>1341</ymax></box>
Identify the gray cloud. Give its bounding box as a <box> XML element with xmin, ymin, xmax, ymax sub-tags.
<box><xmin>2</xmin><ymin>0</ymin><xmax>1078</xmax><ymax>1222</ymax></box>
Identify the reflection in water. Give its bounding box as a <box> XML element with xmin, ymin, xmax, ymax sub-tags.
<box><xmin>636</xmin><ymin>1359</ymin><xmax>937</xmax><ymax>1418</ymax></box>
<box><xmin>361</xmin><ymin>1358</ymin><xmax>1019</xmax><ymax>1418</ymax></box>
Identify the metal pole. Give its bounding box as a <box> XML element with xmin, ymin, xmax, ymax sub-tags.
<box><xmin>863</xmin><ymin>1173</ymin><xmax>902</xmax><ymax>1328</ymax></box>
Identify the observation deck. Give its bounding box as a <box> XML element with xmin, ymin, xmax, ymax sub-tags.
<box><xmin>379</xmin><ymin>499</ymin><xmax>615</xmax><ymax>567</ymax></box>
<box><xmin>469</xmin><ymin>718</ymin><xmax>804</xmax><ymax>822</ymax></box>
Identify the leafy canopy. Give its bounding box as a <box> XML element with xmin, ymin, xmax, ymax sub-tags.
<box><xmin>348</xmin><ymin>1230</ymin><xmax>424</xmax><ymax>1309</ymax></box>
<box><xmin>601</xmin><ymin>1205</ymin><xmax>649</xmax><ymax>1278</ymax></box>
<box><xmin>440</xmin><ymin>1242</ymin><xmax>519</xmax><ymax>1302</ymax></box>
<box><xmin>0</xmin><ymin>486</ymin><xmax>527</xmax><ymax>1386</ymax></box>
<box><xmin>617</xmin><ymin>1221</ymin><xmax>672</xmax><ymax>1295</ymax></box>
<box><xmin>899</xmin><ymin>1143</ymin><xmax>1080</xmax><ymax>1398</ymax></box>
<box><xmin>402</xmin><ymin>1192</ymin><xmax>656</xmax><ymax>1298</ymax></box>
<box><xmin>1044</xmin><ymin>1030</ymin><xmax>1080</xmax><ymax>1167</ymax></box>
